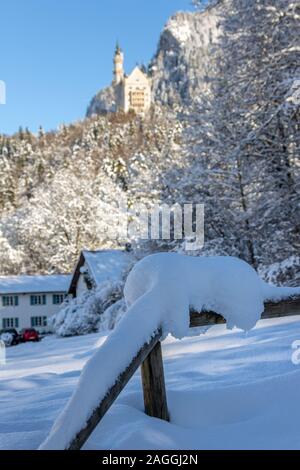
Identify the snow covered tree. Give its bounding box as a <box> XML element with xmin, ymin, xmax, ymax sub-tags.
<box><xmin>185</xmin><ymin>0</ymin><xmax>300</xmax><ymax>267</ymax></box>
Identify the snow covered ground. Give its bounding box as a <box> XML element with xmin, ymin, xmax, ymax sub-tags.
<box><xmin>1</xmin><ymin>315</ymin><xmax>300</xmax><ymax>450</ymax></box>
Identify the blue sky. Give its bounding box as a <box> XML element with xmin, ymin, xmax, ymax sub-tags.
<box><xmin>0</xmin><ymin>0</ymin><xmax>193</xmax><ymax>135</ymax></box>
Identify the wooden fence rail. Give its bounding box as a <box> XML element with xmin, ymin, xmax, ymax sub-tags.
<box><xmin>67</xmin><ymin>295</ymin><xmax>300</xmax><ymax>450</ymax></box>
<box><xmin>68</xmin><ymin>330</ymin><xmax>162</xmax><ymax>450</ymax></box>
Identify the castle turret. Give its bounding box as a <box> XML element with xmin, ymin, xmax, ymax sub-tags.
<box><xmin>113</xmin><ymin>42</ymin><xmax>124</xmax><ymax>84</ymax></box>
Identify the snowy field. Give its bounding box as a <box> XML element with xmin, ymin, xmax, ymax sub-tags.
<box><xmin>1</xmin><ymin>315</ymin><xmax>300</xmax><ymax>450</ymax></box>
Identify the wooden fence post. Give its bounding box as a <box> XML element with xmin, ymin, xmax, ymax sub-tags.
<box><xmin>141</xmin><ymin>340</ymin><xmax>169</xmax><ymax>422</ymax></box>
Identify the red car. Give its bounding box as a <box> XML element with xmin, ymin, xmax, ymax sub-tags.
<box><xmin>20</xmin><ymin>328</ymin><xmax>40</xmax><ymax>343</ymax></box>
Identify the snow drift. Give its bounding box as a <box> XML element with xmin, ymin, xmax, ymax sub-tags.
<box><xmin>40</xmin><ymin>253</ymin><xmax>300</xmax><ymax>450</ymax></box>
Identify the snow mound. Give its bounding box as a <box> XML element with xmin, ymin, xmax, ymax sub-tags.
<box><xmin>126</xmin><ymin>254</ymin><xmax>261</xmax><ymax>334</ymax></box>
<box><xmin>40</xmin><ymin>254</ymin><xmax>300</xmax><ymax>450</ymax></box>
<box><xmin>125</xmin><ymin>253</ymin><xmax>300</xmax><ymax>334</ymax></box>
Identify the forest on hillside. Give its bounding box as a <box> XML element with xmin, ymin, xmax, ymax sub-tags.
<box><xmin>0</xmin><ymin>0</ymin><xmax>299</xmax><ymax>285</ymax></box>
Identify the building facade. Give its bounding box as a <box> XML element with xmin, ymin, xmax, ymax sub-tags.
<box><xmin>113</xmin><ymin>44</ymin><xmax>151</xmax><ymax>115</ymax></box>
<box><xmin>0</xmin><ymin>275</ymin><xmax>71</xmax><ymax>333</ymax></box>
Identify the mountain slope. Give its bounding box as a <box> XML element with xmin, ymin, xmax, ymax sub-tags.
<box><xmin>149</xmin><ymin>8</ymin><xmax>221</xmax><ymax>107</ymax></box>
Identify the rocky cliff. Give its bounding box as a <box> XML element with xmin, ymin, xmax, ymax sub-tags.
<box><xmin>86</xmin><ymin>5</ymin><xmax>222</xmax><ymax>116</ymax></box>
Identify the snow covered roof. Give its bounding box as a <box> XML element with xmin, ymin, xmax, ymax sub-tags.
<box><xmin>0</xmin><ymin>274</ymin><xmax>72</xmax><ymax>295</ymax></box>
<box><xmin>68</xmin><ymin>249</ymin><xmax>135</xmax><ymax>296</ymax></box>
<box><xmin>83</xmin><ymin>250</ymin><xmax>133</xmax><ymax>285</ymax></box>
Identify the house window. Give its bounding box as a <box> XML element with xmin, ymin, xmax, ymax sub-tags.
<box><xmin>2</xmin><ymin>295</ymin><xmax>19</xmax><ymax>307</ymax></box>
<box><xmin>52</xmin><ymin>294</ymin><xmax>65</xmax><ymax>305</ymax></box>
<box><xmin>31</xmin><ymin>316</ymin><xmax>47</xmax><ymax>327</ymax></box>
<box><xmin>30</xmin><ymin>294</ymin><xmax>46</xmax><ymax>306</ymax></box>
<box><xmin>2</xmin><ymin>318</ymin><xmax>19</xmax><ymax>328</ymax></box>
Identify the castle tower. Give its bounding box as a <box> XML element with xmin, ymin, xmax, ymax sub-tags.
<box><xmin>113</xmin><ymin>42</ymin><xmax>124</xmax><ymax>84</ymax></box>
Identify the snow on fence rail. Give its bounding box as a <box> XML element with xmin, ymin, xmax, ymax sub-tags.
<box><xmin>39</xmin><ymin>254</ymin><xmax>300</xmax><ymax>451</ymax></box>
<box><xmin>190</xmin><ymin>296</ymin><xmax>300</xmax><ymax>327</ymax></box>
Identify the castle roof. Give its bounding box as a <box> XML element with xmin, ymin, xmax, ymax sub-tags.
<box><xmin>126</xmin><ymin>66</ymin><xmax>149</xmax><ymax>81</ymax></box>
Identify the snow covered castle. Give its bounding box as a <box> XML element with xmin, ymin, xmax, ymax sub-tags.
<box><xmin>113</xmin><ymin>43</ymin><xmax>152</xmax><ymax>115</ymax></box>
